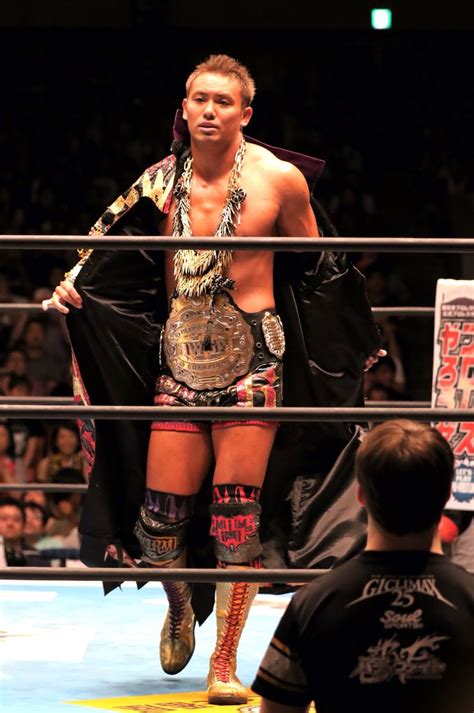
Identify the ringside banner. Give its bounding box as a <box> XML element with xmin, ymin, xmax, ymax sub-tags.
<box><xmin>432</xmin><ymin>279</ymin><xmax>474</xmax><ymax>511</ymax></box>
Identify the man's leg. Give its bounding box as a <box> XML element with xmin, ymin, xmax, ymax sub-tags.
<box><xmin>146</xmin><ymin>429</ymin><xmax>213</xmax><ymax>494</ymax></box>
<box><xmin>207</xmin><ymin>425</ymin><xmax>277</xmax><ymax>704</ymax></box>
<box><xmin>135</xmin><ymin>429</ymin><xmax>212</xmax><ymax>674</ymax></box>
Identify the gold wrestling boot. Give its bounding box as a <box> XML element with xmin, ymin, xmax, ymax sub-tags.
<box><xmin>207</xmin><ymin>570</ymin><xmax>259</xmax><ymax>705</ymax></box>
<box><xmin>160</xmin><ymin>553</ymin><xmax>196</xmax><ymax>675</ymax></box>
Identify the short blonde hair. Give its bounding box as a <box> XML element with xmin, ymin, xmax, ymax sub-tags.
<box><xmin>186</xmin><ymin>54</ymin><xmax>256</xmax><ymax>107</ymax></box>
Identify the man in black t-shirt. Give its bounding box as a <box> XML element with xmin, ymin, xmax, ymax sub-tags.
<box><xmin>252</xmin><ymin>420</ymin><xmax>474</xmax><ymax>713</ymax></box>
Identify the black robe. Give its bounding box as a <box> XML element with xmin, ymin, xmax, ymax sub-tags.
<box><xmin>67</xmin><ymin>130</ymin><xmax>380</xmax><ymax>622</ymax></box>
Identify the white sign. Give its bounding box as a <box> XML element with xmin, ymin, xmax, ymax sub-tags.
<box><xmin>432</xmin><ymin>279</ymin><xmax>474</xmax><ymax>510</ymax></box>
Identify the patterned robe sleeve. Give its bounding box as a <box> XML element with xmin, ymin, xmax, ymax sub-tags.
<box><xmin>66</xmin><ymin>155</ymin><xmax>176</xmax><ymax>283</ymax></box>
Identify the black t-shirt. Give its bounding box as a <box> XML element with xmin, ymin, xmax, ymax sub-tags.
<box><xmin>252</xmin><ymin>551</ymin><xmax>474</xmax><ymax>713</ymax></box>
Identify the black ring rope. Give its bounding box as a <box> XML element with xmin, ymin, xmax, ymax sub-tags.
<box><xmin>1</xmin><ymin>235</ymin><xmax>473</xmax><ymax>252</ymax></box>
<box><xmin>0</xmin><ymin>405</ymin><xmax>470</xmax><ymax>421</ymax></box>
<box><xmin>0</xmin><ymin>567</ymin><xmax>326</xmax><ymax>583</ymax></box>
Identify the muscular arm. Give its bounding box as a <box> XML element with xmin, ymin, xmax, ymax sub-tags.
<box><xmin>275</xmin><ymin>162</ymin><xmax>319</xmax><ymax>238</ymax></box>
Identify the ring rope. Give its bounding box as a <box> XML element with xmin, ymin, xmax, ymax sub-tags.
<box><xmin>1</xmin><ymin>235</ymin><xmax>473</xmax><ymax>252</ymax></box>
<box><xmin>0</xmin><ymin>302</ymin><xmax>436</xmax><ymax>316</ymax></box>
<box><xmin>0</xmin><ymin>235</ymin><xmax>468</xmax><ymax>586</ymax></box>
<box><xmin>0</xmin><ymin>567</ymin><xmax>327</xmax><ymax>583</ymax></box>
<box><xmin>0</xmin><ymin>405</ymin><xmax>470</xmax><ymax>421</ymax></box>
<box><xmin>0</xmin><ymin>483</ymin><xmax>87</xmax><ymax>493</ymax></box>
<box><xmin>0</xmin><ymin>397</ymin><xmax>433</xmax><ymax>408</ymax></box>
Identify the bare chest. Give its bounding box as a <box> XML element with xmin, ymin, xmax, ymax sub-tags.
<box><xmin>160</xmin><ymin>175</ymin><xmax>279</xmax><ymax>238</ymax></box>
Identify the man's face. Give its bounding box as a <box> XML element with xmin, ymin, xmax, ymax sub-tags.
<box><xmin>183</xmin><ymin>72</ymin><xmax>252</xmax><ymax>145</ymax></box>
<box><xmin>24</xmin><ymin>323</ymin><xmax>45</xmax><ymax>348</ymax></box>
<box><xmin>23</xmin><ymin>491</ymin><xmax>48</xmax><ymax>508</ymax></box>
<box><xmin>5</xmin><ymin>351</ymin><xmax>27</xmax><ymax>376</ymax></box>
<box><xmin>9</xmin><ymin>383</ymin><xmax>30</xmax><ymax>397</ymax></box>
<box><xmin>374</xmin><ymin>364</ymin><xmax>394</xmax><ymax>387</ymax></box>
<box><xmin>24</xmin><ymin>506</ymin><xmax>45</xmax><ymax>538</ymax></box>
<box><xmin>0</xmin><ymin>505</ymin><xmax>24</xmax><ymax>542</ymax></box>
<box><xmin>56</xmin><ymin>427</ymin><xmax>79</xmax><ymax>456</ymax></box>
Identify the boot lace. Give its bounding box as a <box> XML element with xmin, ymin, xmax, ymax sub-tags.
<box><xmin>163</xmin><ymin>582</ymin><xmax>187</xmax><ymax>640</ymax></box>
<box><xmin>214</xmin><ymin>582</ymin><xmax>249</xmax><ymax>683</ymax></box>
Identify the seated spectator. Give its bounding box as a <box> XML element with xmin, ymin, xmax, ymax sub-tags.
<box><xmin>23</xmin><ymin>500</ymin><xmax>48</xmax><ymax>548</ymax></box>
<box><xmin>44</xmin><ymin>467</ymin><xmax>85</xmax><ymax>550</ymax></box>
<box><xmin>366</xmin><ymin>382</ymin><xmax>404</xmax><ymax>402</ymax></box>
<box><xmin>37</xmin><ymin>422</ymin><xmax>87</xmax><ymax>482</ymax></box>
<box><xmin>4</xmin><ymin>375</ymin><xmax>44</xmax><ymax>481</ymax></box>
<box><xmin>8</xmin><ymin>288</ymin><xmax>70</xmax><ymax>370</ymax></box>
<box><xmin>0</xmin><ymin>348</ymin><xmax>28</xmax><ymax>394</ymax></box>
<box><xmin>366</xmin><ymin>268</ymin><xmax>390</xmax><ymax>306</ymax></box>
<box><xmin>439</xmin><ymin>510</ymin><xmax>474</xmax><ymax>569</ymax></box>
<box><xmin>0</xmin><ymin>421</ymin><xmax>15</xmax><ymax>489</ymax></box>
<box><xmin>16</xmin><ymin>317</ymin><xmax>68</xmax><ymax>395</ymax></box>
<box><xmin>0</xmin><ymin>496</ymin><xmax>46</xmax><ymax>566</ymax></box>
<box><xmin>364</xmin><ymin>315</ymin><xmax>407</xmax><ymax>399</ymax></box>
<box><xmin>0</xmin><ymin>271</ymin><xmax>27</xmax><ymax>357</ymax></box>
<box><xmin>379</xmin><ymin>316</ymin><xmax>407</xmax><ymax>383</ymax></box>
<box><xmin>253</xmin><ymin>420</ymin><xmax>474</xmax><ymax>713</ymax></box>
<box><xmin>364</xmin><ymin>355</ymin><xmax>407</xmax><ymax>400</ymax></box>
<box><xmin>6</xmin><ymin>373</ymin><xmax>31</xmax><ymax>398</ymax></box>
<box><xmin>20</xmin><ymin>489</ymin><xmax>49</xmax><ymax>510</ymax></box>
<box><xmin>360</xmin><ymin>262</ymin><xmax>410</xmax><ymax>308</ymax></box>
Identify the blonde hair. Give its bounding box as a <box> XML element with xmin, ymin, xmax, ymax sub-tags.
<box><xmin>186</xmin><ymin>54</ymin><xmax>256</xmax><ymax>107</ymax></box>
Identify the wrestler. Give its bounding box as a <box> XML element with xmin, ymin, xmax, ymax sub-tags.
<box><xmin>49</xmin><ymin>55</ymin><xmax>383</xmax><ymax>705</ymax></box>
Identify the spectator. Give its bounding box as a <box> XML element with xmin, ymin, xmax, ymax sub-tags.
<box><xmin>10</xmin><ymin>287</ymin><xmax>70</xmax><ymax>368</ymax></box>
<box><xmin>0</xmin><ymin>348</ymin><xmax>28</xmax><ymax>394</ymax></box>
<box><xmin>364</xmin><ymin>319</ymin><xmax>407</xmax><ymax>399</ymax></box>
<box><xmin>23</xmin><ymin>500</ymin><xmax>48</xmax><ymax>548</ymax></box>
<box><xmin>5</xmin><ymin>375</ymin><xmax>44</xmax><ymax>481</ymax></box>
<box><xmin>439</xmin><ymin>510</ymin><xmax>474</xmax><ymax>571</ymax></box>
<box><xmin>0</xmin><ymin>496</ymin><xmax>45</xmax><ymax>566</ymax></box>
<box><xmin>253</xmin><ymin>420</ymin><xmax>474</xmax><ymax>713</ymax></box>
<box><xmin>20</xmin><ymin>489</ymin><xmax>49</xmax><ymax>510</ymax></box>
<box><xmin>17</xmin><ymin>317</ymin><xmax>68</xmax><ymax>395</ymax></box>
<box><xmin>37</xmin><ymin>422</ymin><xmax>86</xmax><ymax>482</ymax></box>
<box><xmin>364</xmin><ymin>355</ymin><xmax>407</xmax><ymax>400</ymax></box>
<box><xmin>44</xmin><ymin>467</ymin><xmax>85</xmax><ymax>549</ymax></box>
<box><xmin>450</xmin><ymin>515</ymin><xmax>474</xmax><ymax>574</ymax></box>
<box><xmin>0</xmin><ymin>271</ymin><xmax>26</xmax><ymax>356</ymax></box>
<box><xmin>366</xmin><ymin>383</ymin><xmax>403</xmax><ymax>402</ymax></box>
<box><xmin>369</xmin><ymin>356</ymin><xmax>398</xmax><ymax>389</ymax></box>
<box><xmin>0</xmin><ymin>421</ymin><xmax>15</xmax><ymax>488</ymax></box>
<box><xmin>34</xmin><ymin>286</ymin><xmax>70</xmax><ymax>360</ymax></box>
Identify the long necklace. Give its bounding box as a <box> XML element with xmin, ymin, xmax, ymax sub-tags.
<box><xmin>172</xmin><ymin>138</ymin><xmax>247</xmax><ymax>297</ymax></box>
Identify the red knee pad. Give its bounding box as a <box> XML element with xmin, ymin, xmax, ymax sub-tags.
<box><xmin>209</xmin><ymin>484</ymin><xmax>262</xmax><ymax>565</ymax></box>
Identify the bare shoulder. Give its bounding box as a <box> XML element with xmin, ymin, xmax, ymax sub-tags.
<box><xmin>247</xmin><ymin>143</ymin><xmax>308</xmax><ymax>198</ymax></box>
<box><xmin>245</xmin><ymin>144</ymin><xmax>317</xmax><ymax>236</ymax></box>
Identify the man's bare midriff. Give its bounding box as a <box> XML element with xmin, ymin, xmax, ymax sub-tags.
<box><xmin>160</xmin><ymin>151</ymin><xmax>281</xmax><ymax>312</ymax></box>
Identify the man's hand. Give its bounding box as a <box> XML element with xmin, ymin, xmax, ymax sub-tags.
<box><xmin>45</xmin><ymin>279</ymin><xmax>83</xmax><ymax>314</ymax></box>
<box><xmin>363</xmin><ymin>348</ymin><xmax>387</xmax><ymax>372</ymax></box>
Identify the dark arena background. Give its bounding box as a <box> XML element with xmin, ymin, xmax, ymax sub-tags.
<box><xmin>1</xmin><ymin>0</ymin><xmax>473</xmax><ymax>399</ymax></box>
<box><xmin>0</xmin><ymin>2</ymin><xmax>473</xmax><ymax>712</ymax></box>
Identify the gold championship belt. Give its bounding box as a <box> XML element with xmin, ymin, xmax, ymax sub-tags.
<box><xmin>163</xmin><ymin>294</ymin><xmax>254</xmax><ymax>390</ymax></box>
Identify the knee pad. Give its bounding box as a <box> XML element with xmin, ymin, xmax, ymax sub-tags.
<box><xmin>134</xmin><ymin>490</ymin><xmax>196</xmax><ymax>565</ymax></box>
<box><xmin>209</xmin><ymin>484</ymin><xmax>262</xmax><ymax>565</ymax></box>
<box><xmin>134</xmin><ymin>507</ymin><xmax>189</xmax><ymax>565</ymax></box>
